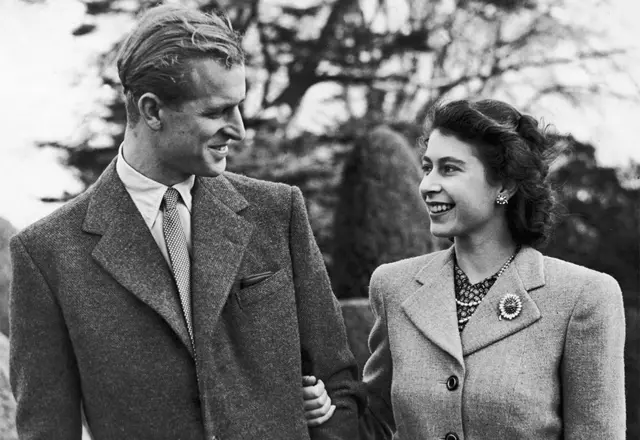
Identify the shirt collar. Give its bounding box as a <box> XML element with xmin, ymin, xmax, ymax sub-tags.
<box><xmin>115</xmin><ymin>145</ymin><xmax>195</xmax><ymax>229</ymax></box>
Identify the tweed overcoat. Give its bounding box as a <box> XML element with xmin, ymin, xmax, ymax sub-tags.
<box><xmin>359</xmin><ymin>246</ymin><xmax>626</xmax><ymax>440</ymax></box>
<box><xmin>9</xmin><ymin>159</ymin><xmax>360</xmax><ymax>440</ymax></box>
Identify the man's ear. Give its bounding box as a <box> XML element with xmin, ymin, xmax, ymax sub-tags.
<box><xmin>138</xmin><ymin>93</ymin><xmax>163</xmax><ymax>131</ymax></box>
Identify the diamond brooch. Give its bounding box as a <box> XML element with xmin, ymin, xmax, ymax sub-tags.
<box><xmin>498</xmin><ymin>293</ymin><xmax>522</xmax><ymax>320</ymax></box>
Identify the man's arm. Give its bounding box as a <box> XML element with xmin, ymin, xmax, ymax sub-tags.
<box><xmin>10</xmin><ymin>235</ymin><xmax>83</xmax><ymax>439</ymax></box>
<box><xmin>288</xmin><ymin>186</ymin><xmax>363</xmax><ymax>439</ymax></box>
<box><xmin>301</xmin><ymin>264</ymin><xmax>396</xmax><ymax>440</ymax></box>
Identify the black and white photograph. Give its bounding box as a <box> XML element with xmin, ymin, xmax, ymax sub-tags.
<box><xmin>0</xmin><ymin>0</ymin><xmax>638</xmax><ymax>438</ymax></box>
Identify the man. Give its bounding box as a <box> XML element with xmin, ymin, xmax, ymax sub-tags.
<box><xmin>9</xmin><ymin>5</ymin><xmax>360</xmax><ymax>439</ymax></box>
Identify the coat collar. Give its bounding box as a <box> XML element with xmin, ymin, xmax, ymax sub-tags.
<box><xmin>402</xmin><ymin>247</ymin><xmax>464</xmax><ymax>366</ymax></box>
<box><xmin>460</xmin><ymin>246</ymin><xmax>543</xmax><ymax>356</ymax></box>
<box><xmin>401</xmin><ymin>246</ymin><xmax>545</xmax><ymax>366</ymax></box>
<box><xmin>83</xmin><ymin>158</ymin><xmax>253</xmax><ymax>357</ymax></box>
<box><xmin>82</xmin><ymin>160</ymin><xmax>250</xmax><ymax>234</ymax></box>
<box><xmin>189</xmin><ymin>173</ymin><xmax>253</xmax><ymax>351</ymax></box>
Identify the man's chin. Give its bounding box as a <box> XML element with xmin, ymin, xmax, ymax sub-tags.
<box><xmin>196</xmin><ymin>159</ymin><xmax>226</xmax><ymax>177</ymax></box>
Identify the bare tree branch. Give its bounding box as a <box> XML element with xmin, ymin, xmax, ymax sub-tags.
<box><xmin>428</xmin><ymin>49</ymin><xmax>626</xmax><ymax>97</ymax></box>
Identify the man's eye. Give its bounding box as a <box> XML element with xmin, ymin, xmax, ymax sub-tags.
<box><xmin>211</xmin><ymin>107</ymin><xmax>236</xmax><ymax>118</ymax></box>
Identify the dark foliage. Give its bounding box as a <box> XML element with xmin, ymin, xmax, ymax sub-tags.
<box><xmin>545</xmin><ymin>136</ymin><xmax>640</xmax><ymax>308</ymax></box>
<box><xmin>543</xmin><ymin>137</ymin><xmax>640</xmax><ymax>436</ymax></box>
<box><xmin>330</xmin><ymin>125</ymin><xmax>441</xmax><ymax>299</ymax></box>
<box><xmin>339</xmin><ymin>299</ymin><xmax>374</xmax><ymax>378</ymax></box>
<box><xmin>625</xmin><ymin>306</ymin><xmax>640</xmax><ymax>439</ymax></box>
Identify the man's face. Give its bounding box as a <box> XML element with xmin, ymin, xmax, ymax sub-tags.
<box><xmin>153</xmin><ymin>59</ymin><xmax>246</xmax><ymax>183</ymax></box>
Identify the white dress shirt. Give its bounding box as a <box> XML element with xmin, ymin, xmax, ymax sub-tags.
<box><xmin>115</xmin><ymin>146</ymin><xmax>195</xmax><ymax>266</ymax></box>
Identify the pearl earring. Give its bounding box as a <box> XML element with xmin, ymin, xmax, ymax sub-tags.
<box><xmin>496</xmin><ymin>194</ymin><xmax>509</xmax><ymax>205</ymax></box>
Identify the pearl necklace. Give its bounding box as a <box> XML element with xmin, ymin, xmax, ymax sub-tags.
<box><xmin>455</xmin><ymin>246</ymin><xmax>521</xmax><ymax>308</ymax></box>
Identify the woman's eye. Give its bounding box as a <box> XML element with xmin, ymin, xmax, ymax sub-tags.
<box><xmin>442</xmin><ymin>165</ymin><xmax>457</xmax><ymax>174</ymax></box>
<box><xmin>421</xmin><ymin>164</ymin><xmax>432</xmax><ymax>174</ymax></box>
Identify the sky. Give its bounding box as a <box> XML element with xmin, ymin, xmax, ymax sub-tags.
<box><xmin>0</xmin><ymin>0</ymin><xmax>639</xmax><ymax>229</ymax></box>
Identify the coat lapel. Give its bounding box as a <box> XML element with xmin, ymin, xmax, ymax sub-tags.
<box><xmin>461</xmin><ymin>246</ymin><xmax>545</xmax><ymax>356</ymax></box>
<box><xmin>190</xmin><ymin>175</ymin><xmax>253</xmax><ymax>345</ymax></box>
<box><xmin>401</xmin><ymin>248</ymin><xmax>464</xmax><ymax>367</ymax></box>
<box><xmin>83</xmin><ymin>160</ymin><xmax>194</xmax><ymax>356</ymax></box>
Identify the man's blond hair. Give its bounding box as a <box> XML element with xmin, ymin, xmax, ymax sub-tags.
<box><xmin>116</xmin><ymin>4</ymin><xmax>245</xmax><ymax>125</ymax></box>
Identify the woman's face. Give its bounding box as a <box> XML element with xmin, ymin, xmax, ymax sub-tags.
<box><xmin>419</xmin><ymin>129</ymin><xmax>507</xmax><ymax>241</ymax></box>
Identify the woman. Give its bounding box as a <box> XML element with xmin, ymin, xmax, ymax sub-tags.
<box><xmin>303</xmin><ymin>99</ymin><xmax>626</xmax><ymax>439</ymax></box>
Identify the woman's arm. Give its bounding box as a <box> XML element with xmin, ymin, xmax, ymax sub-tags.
<box><xmin>359</xmin><ymin>265</ymin><xmax>395</xmax><ymax>440</ymax></box>
<box><xmin>302</xmin><ymin>376</ymin><xmax>336</xmax><ymax>427</ymax></box>
<box><xmin>562</xmin><ymin>273</ymin><xmax>626</xmax><ymax>439</ymax></box>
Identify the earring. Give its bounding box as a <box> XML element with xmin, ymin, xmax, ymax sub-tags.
<box><xmin>496</xmin><ymin>193</ymin><xmax>509</xmax><ymax>205</ymax></box>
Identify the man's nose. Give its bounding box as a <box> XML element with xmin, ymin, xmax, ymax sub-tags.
<box><xmin>225</xmin><ymin>107</ymin><xmax>246</xmax><ymax>141</ymax></box>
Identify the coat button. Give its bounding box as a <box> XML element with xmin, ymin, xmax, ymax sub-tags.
<box><xmin>445</xmin><ymin>433</ymin><xmax>459</xmax><ymax>440</ymax></box>
<box><xmin>446</xmin><ymin>375</ymin><xmax>459</xmax><ymax>391</ymax></box>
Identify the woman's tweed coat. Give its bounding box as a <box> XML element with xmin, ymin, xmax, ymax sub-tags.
<box><xmin>360</xmin><ymin>246</ymin><xmax>626</xmax><ymax>440</ymax></box>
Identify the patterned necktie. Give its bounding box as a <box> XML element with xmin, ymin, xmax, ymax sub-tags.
<box><xmin>162</xmin><ymin>187</ymin><xmax>194</xmax><ymax>345</ymax></box>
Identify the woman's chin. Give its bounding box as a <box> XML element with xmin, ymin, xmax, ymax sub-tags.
<box><xmin>430</xmin><ymin>227</ymin><xmax>453</xmax><ymax>239</ymax></box>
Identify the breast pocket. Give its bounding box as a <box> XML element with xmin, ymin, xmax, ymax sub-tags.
<box><xmin>235</xmin><ymin>269</ymin><xmax>289</xmax><ymax>308</ymax></box>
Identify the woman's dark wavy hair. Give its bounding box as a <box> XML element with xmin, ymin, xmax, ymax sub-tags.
<box><xmin>422</xmin><ymin>99</ymin><xmax>562</xmax><ymax>248</ymax></box>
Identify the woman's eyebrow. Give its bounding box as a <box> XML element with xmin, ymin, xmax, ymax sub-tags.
<box><xmin>438</xmin><ymin>157</ymin><xmax>466</xmax><ymax>166</ymax></box>
<box><xmin>421</xmin><ymin>156</ymin><xmax>466</xmax><ymax>166</ymax></box>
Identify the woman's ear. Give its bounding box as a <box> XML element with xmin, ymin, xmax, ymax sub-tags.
<box><xmin>501</xmin><ymin>179</ymin><xmax>518</xmax><ymax>202</ymax></box>
<box><xmin>138</xmin><ymin>93</ymin><xmax>163</xmax><ymax>131</ymax></box>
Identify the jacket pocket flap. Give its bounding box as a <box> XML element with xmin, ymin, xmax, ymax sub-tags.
<box><xmin>240</xmin><ymin>271</ymin><xmax>276</xmax><ymax>289</ymax></box>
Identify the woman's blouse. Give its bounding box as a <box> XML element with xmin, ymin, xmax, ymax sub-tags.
<box><xmin>454</xmin><ymin>261</ymin><xmax>499</xmax><ymax>332</ymax></box>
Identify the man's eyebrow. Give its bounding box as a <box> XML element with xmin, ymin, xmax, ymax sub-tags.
<box><xmin>203</xmin><ymin>98</ymin><xmax>245</xmax><ymax>112</ymax></box>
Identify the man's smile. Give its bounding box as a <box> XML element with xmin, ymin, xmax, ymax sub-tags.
<box><xmin>207</xmin><ymin>144</ymin><xmax>229</xmax><ymax>156</ymax></box>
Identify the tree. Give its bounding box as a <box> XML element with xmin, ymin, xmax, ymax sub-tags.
<box><xmin>330</xmin><ymin>125</ymin><xmax>442</xmax><ymax>299</ymax></box>
<box><xmin>29</xmin><ymin>0</ymin><xmax>629</xmax><ymax>196</ymax></box>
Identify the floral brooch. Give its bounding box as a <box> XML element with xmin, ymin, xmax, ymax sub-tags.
<box><xmin>498</xmin><ymin>293</ymin><xmax>522</xmax><ymax>320</ymax></box>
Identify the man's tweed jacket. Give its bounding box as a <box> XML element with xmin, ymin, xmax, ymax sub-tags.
<box><xmin>359</xmin><ymin>246</ymin><xmax>626</xmax><ymax>439</ymax></box>
<box><xmin>9</xmin><ymin>159</ymin><xmax>361</xmax><ymax>440</ymax></box>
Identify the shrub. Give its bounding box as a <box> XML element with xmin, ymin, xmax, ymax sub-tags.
<box><xmin>330</xmin><ymin>125</ymin><xmax>441</xmax><ymax>299</ymax></box>
<box><xmin>0</xmin><ymin>218</ymin><xmax>17</xmax><ymax>337</ymax></box>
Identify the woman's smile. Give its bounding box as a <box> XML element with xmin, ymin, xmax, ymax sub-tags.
<box><xmin>427</xmin><ymin>202</ymin><xmax>455</xmax><ymax>216</ymax></box>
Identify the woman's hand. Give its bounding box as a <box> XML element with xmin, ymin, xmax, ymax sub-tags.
<box><xmin>302</xmin><ymin>375</ymin><xmax>335</xmax><ymax>427</ymax></box>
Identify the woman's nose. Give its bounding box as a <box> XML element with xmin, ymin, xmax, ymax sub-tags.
<box><xmin>419</xmin><ymin>173</ymin><xmax>441</xmax><ymax>197</ymax></box>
